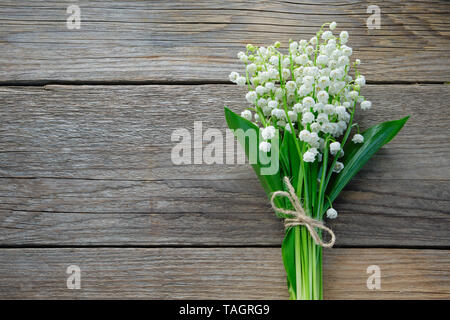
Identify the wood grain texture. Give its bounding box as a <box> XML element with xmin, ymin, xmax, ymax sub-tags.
<box><xmin>0</xmin><ymin>248</ymin><xmax>448</xmax><ymax>299</ymax></box>
<box><xmin>0</xmin><ymin>0</ymin><xmax>449</xmax><ymax>82</ymax></box>
<box><xmin>0</xmin><ymin>84</ymin><xmax>448</xmax><ymax>246</ymax></box>
<box><xmin>0</xmin><ymin>0</ymin><xmax>449</xmax><ymax>301</ymax></box>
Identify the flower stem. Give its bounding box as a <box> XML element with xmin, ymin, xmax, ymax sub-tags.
<box><xmin>294</xmin><ymin>226</ymin><xmax>302</xmax><ymax>300</ymax></box>
<box><xmin>323</xmin><ymin>103</ymin><xmax>356</xmax><ymax>191</ymax></box>
<box><xmin>316</xmin><ymin>139</ymin><xmax>330</xmax><ymax>218</ymax></box>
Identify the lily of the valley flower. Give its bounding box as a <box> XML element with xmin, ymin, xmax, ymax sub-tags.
<box><xmin>228</xmin><ymin>21</ymin><xmax>373</xmax><ymax>165</ymax></box>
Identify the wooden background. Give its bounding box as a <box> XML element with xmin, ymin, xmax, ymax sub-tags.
<box><xmin>0</xmin><ymin>0</ymin><xmax>449</xmax><ymax>299</ymax></box>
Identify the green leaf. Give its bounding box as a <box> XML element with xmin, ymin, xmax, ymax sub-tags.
<box><xmin>325</xmin><ymin>116</ymin><xmax>409</xmax><ymax>209</ymax></box>
<box><xmin>281</xmin><ymin>228</ymin><xmax>296</xmax><ymax>299</ymax></box>
<box><xmin>280</xmin><ymin>130</ymin><xmax>300</xmax><ymax>186</ymax></box>
<box><xmin>279</xmin><ymin>130</ymin><xmax>302</xmax><ymax>213</ymax></box>
<box><xmin>224</xmin><ymin>107</ymin><xmax>282</xmax><ymax>197</ymax></box>
<box><xmin>224</xmin><ymin>109</ymin><xmax>299</xmax><ymax>297</ymax></box>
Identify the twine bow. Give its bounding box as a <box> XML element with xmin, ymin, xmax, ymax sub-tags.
<box><xmin>271</xmin><ymin>177</ymin><xmax>336</xmax><ymax>248</ymax></box>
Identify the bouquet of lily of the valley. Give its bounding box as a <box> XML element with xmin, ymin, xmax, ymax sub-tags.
<box><xmin>225</xmin><ymin>22</ymin><xmax>408</xmax><ymax>300</ymax></box>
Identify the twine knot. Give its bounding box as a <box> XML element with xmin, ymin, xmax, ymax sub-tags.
<box><xmin>270</xmin><ymin>177</ymin><xmax>336</xmax><ymax>248</ymax></box>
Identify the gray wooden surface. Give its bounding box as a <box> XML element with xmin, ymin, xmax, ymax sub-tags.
<box><xmin>0</xmin><ymin>0</ymin><xmax>449</xmax><ymax>82</ymax></box>
<box><xmin>0</xmin><ymin>0</ymin><xmax>449</xmax><ymax>299</ymax></box>
<box><xmin>0</xmin><ymin>85</ymin><xmax>449</xmax><ymax>248</ymax></box>
<box><xmin>0</xmin><ymin>248</ymin><xmax>448</xmax><ymax>299</ymax></box>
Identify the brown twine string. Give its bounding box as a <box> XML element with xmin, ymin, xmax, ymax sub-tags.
<box><xmin>270</xmin><ymin>177</ymin><xmax>336</xmax><ymax>248</ymax></box>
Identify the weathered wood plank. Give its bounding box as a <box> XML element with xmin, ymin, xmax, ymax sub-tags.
<box><xmin>0</xmin><ymin>84</ymin><xmax>448</xmax><ymax>180</ymax></box>
<box><xmin>0</xmin><ymin>84</ymin><xmax>448</xmax><ymax>246</ymax></box>
<box><xmin>0</xmin><ymin>248</ymin><xmax>448</xmax><ymax>299</ymax></box>
<box><xmin>0</xmin><ymin>0</ymin><xmax>449</xmax><ymax>82</ymax></box>
<box><xmin>0</xmin><ymin>179</ymin><xmax>448</xmax><ymax>246</ymax></box>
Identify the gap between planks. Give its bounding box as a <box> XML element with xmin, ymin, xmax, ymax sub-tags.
<box><xmin>0</xmin><ymin>80</ymin><xmax>446</xmax><ymax>87</ymax></box>
<box><xmin>0</xmin><ymin>244</ymin><xmax>450</xmax><ymax>250</ymax></box>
